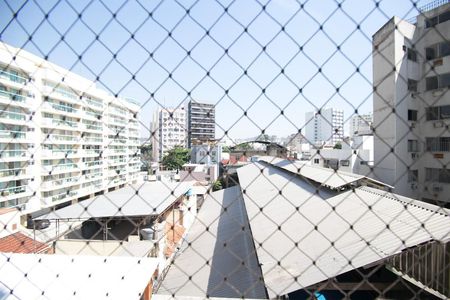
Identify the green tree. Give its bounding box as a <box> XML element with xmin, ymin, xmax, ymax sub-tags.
<box><xmin>333</xmin><ymin>142</ymin><xmax>342</xmax><ymax>149</ymax></box>
<box><xmin>212</xmin><ymin>179</ymin><xmax>223</xmax><ymax>191</ymax></box>
<box><xmin>162</xmin><ymin>147</ymin><xmax>190</xmax><ymax>170</ymax></box>
<box><xmin>222</xmin><ymin>146</ymin><xmax>231</xmax><ymax>153</ymax></box>
<box><xmin>139</xmin><ymin>144</ymin><xmax>152</xmax><ymax>172</ymax></box>
<box><xmin>237</xmin><ymin>142</ymin><xmax>253</xmax><ymax>150</ymax></box>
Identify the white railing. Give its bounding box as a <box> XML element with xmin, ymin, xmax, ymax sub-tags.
<box><xmin>0</xmin><ymin>150</ymin><xmax>28</xmax><ymax>158</ymax></box>
<box><xmin>0</xmin><ymin>185</ymin><xmax>27</xmax><ymax>196</ymax></box>
<box><xmin>0</xmin><ymin>130</ymin><xmax>26</xmax><ymax>140</ymax></box>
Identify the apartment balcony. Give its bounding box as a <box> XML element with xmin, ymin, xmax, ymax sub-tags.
<box><xmin>41</xmin><ymin>163</ymin><xmax>80</xmax><ymax>175</ymax></box>
<box><xmin>108</xmin><ymin>169</ymin><xmax>127</xmax><ymax>177</ymax></box>
<box><xmin>81</xmin><ymin>160</ymin><xmax>103</xmax><ymax>170</ymax></box>
<box><xmin>108</xmin><ymin>148</ymin><xmax>127</xmax><ymax>155</ymax></box>
<box><xmin>41</xmin><ymin>101</ymin><xmax>79</xmax><ymax>117</ymax></box>
<box><xmin>42</xmin><ymin>190</ymin><xmax>79</xmax><ymax>207</ymax></box>
<box><xmin>0</xmin><ymin>167</ymin><xmax>30</xmax><ymax>183</ymax></box>
<box><xmin>109</xmin><ymin>139</ymin><xmax>127</xmax><ymax>146</ymax></box>
<box><xmin>40</xmin><ymin>176</ymin><xmax>81</xmax><ymax>191</ymax></box>
<box><xmin>0</xmin><ymin>130</ymin><xmax>28</xmax><ymax>143</ymax></box>
<box><xmin>0</xmin><ymin>69</ymin><xmax>29</xmax><ymax>85</ymax></box>
<box><xmin>0</xmin><ymin>110</ymin><xmax>27</xmax><ymax>125</ymax></box>
<box><xmin>42</xmin><ymin>86</ymin><xmax>80</xmax><ymax>105</ymax></box>
<box><xmin>82</xmin><ymin>97</ymin><xmax>104</xmax><ymax>110</ymax></box>
<box><xmin>82</xmin><ymin>137</ymin><xmax>103</xmax><ymax>145</ymax></box>
<box><xmin>82</xmin><ymin>110</ymin><xmax>103</xmax><ymax>121</ymax></box>
<box><xmin>41</xmin><ymin>118</ymin><xmax>79</xmax><ymax>130</ymax></box>
<box><xmin>80</xmin><ymin>149</ymin><xmax>101</xmax><ymax>157</ymax></box>
<box><xmin>107</xmin><ymin>176</ymin><xmax>127</xmax><ymax>187</ymax></box>
<box><xmin>83</xmin><ymin>173</ymin><xmax>103</xmax><ymax>182</ymax></box>
<box><xmin>0</xmin><ymin>185</ymin><xmax>32</xmax><ymax>201</ymax></box>
<box><xmin>108</xmin><ymin>118</ymin><xmax>128</xmax><ymax>127</ymax></box>
<box><xmin>41</xmin><ymin>149</ymin><xmax>80</xmax><ymax>158</ymax></box>
<box><xmin>0</xmin><ymin>90</ymin><xmax>31</xmax><ymax>108</ymax></box>
<box><xmin>108</xmin><ymin>159</ymin><xmax>127</xmax><ymax>167</ymax></box>
<box><xmin>42</xmin><ymin>133</ymin><xmax>80</xmax><ymax>144</ymax></box>
<box><xmin>81</xmin><ymin>123</ymin><xmax>103</xmax><ymax>132</ymax></box>
<box><xmin>0</xmin><ymin>149</ymin><xmax>29</xmax><ymax>161</ymax></box>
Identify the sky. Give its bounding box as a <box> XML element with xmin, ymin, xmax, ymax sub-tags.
<box><xmin>0</xmin><ymin>0</ymin><xmax>432</xmax><ymax>142</ymax></box>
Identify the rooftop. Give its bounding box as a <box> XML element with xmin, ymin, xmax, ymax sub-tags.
<box><xmin>237</xmin><ymin>162</ymin><xmax>450</xmax><ymax>297</ymax></box>
<box><xmin>0</xmin><ymin>233</ymin><xmax>50</xmax><ymax>254</ymax></box>
<box><xmin>157</xmin><ymin>186</ymin><xmax>266</xmax><ymax>298</ymax></box>
<box><xmin>0</xmin><ymin>253</ymin><xmax>158</xmax><ymax>300</ymax></box>
<box><xmin>36</xmin><ymin>181</ymin><xmax>193</xmax><ymax>221</ymax></box>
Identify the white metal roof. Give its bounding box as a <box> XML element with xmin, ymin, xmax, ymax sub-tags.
<box><xmin>237</xmin><ymin>162</ymin><xmax>450</xmax><ymax>298</ymax></box>
<box><xmin>157</xmin><ymin>186</ymin><xmax>267</xmax><ymax>299</ymax></box>
<box><xmin>0</xmin><ymin>253</ymin><xmax>158</xmax><ymax>300</ymax></box>
<box><xmin>258</xmin><ymin>156</ymin><xmax>385</xmax><ymax>189</ymax></box>
<box><xmin>37</xmin><ymin>181</ymin><xmax>193</xmax><ymax>220</ymax></box>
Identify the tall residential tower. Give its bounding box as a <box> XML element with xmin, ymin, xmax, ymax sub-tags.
<box><xmin>0</xmin><ymin>42</ymin><xmax>140</xmax><ymax>214</ymax></box>
<box><xmin>151</xmin><ymin>107</ymin><xmax>187</xmax><ymax>162</ymax></box>
<box><xmin>304</xmin><ymin>108</ymin><xmax>344</xmax><ymax>146</ymax></box>
<box><xmin>373</xmin><ymin>2</ymin><xmax>450</xmax><ymax>205</ymax></box>
<box><xmin>187</xmin><ymin>100</ymin><xmax>215</xmax><ymax>148</ymax></box>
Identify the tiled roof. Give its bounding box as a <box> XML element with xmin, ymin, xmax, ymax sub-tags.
<box><xmin>0</xmin><ymin>232</ymin><xmax>50</xmax><ymax>254</ymax></box>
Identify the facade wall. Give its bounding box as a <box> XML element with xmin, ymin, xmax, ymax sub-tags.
<box><xmin>0</xmin><ymin>42</ymin><xmax>140</xmax><ymax>213</ymax></box>
<box><xmin>151</xmin><ymin>107</ymin><xmax>186</xmax><ymax>162</ymax></box>
<box><xmin>373</xmin><ymin>4</ymin><xmax>450</xmax><ymax>204</ymax></box>
<box><xmin>349</xmin><ymin>114</ymin><xmax>373</xmax><ymax>137</ymax></box>
<box><xmin>305</xmin><ymin>108</ymin><xmax>344</xmax><ymax>146</ymax></box>
<box><xmin>187</xmin><ymin>101</ymin><xmax>215</xmax><ymax>148</ymax></box>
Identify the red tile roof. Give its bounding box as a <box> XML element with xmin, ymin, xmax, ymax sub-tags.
<box><xmin>0</xmin><ymin>232</ymin><xmax>51</xmax><ymax>254</ymax></box>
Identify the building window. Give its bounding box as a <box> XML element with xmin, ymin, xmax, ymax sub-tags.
<box><xmin>426</xmin><ymin>73</ymin><xmax>450</xmax><ymax>90</ymax></box>
<box><xmin>407</xmin><ymin>48</ymin><xmax>417</xmax><ymax>62</ymax></box>
<box><xmin>426</xmin><ymin>137</ymin><xmax>450</xmax><ymax>152</ymax></box>
<box><xmin>340</xmin><ymin>160</ymin><xmax>350</xmax><ymax>166</ymax></box>
<box><xmin>426</xmin><ymin>105</ymin><xmax>450</xmax><ymax>120</ymax></box>
<box><xmin>408</xmin><ymin>170</ymin><xmax>418</xmax><ymax>183</ymax></box>
<box><xmin>407</xmin><ymin>79</ymin><xmax>418</xmax><ymax>92</ymax></box>
<box><xmin>425</xmin><ymin>168</ymin><xmax>450</xmax><ymax>183</ymax></box>
<box><xmin>313</xmin><ymin>158</ymin><xmax>319</xmax><ymax>164</ymax></box>
<box><xmin>426</xmin><ymin>41</ymin><xmax>450</xmax><ymax>60</ymax></box>
<box><xmin>408</xmin><ymin>109</ymin><xmax>417</xmax><ymax>121</ymax></box>
<box><xmin>425</xmin><ymin>10</ymin><xmax>450</xmax><ymax>28</ymax></box>
<box><xmin>407</xmin><ymin>139</ymin><xmax>420</xmax><ymax>152</ymax></box>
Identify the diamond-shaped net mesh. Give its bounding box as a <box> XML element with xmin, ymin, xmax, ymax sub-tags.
<box><xmin>0</xmin><ymin>0</ymin><xmax>450</xmax><ymax>299</ymax></box>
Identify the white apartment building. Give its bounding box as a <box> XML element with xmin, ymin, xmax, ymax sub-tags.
<box><xmin>0</xmin><ymin>42</ymin><xmax>140</xmax><ymax>214</ymax></box>
<box><xmin>373</xmin><ymin>2</ymin><xmax>450</xmax><ymax>204</ymax></box>
<box><xmin>151</xmin><ymin>107</ymin><xmax>187</xmax><ymax>162</ymax></box>
<box><xmin>304</xmin><ymin>108</ymin><xmax>344</xmax><ymax>146</ymax></box>
<box><xmin>349</xmin><ymin>113</ymin><xmax>373</xmax><ymax>137</ymax></box>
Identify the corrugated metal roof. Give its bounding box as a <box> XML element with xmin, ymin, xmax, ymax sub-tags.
<box><xmin>258</xmin><ymin>156</ymin><xmax>384</xmax><ymax>189</ymax></box>
<box><xmin>36</xmin><ymin>181</ymin><xmax>193</xmax><ymax>220</ymax></box>
<box><xmin>237</xmin><ymin>162</ymin><xmax>450</xmax><ymax>298</ymax></box>
<box><xmin>157</xmin><ymin>186</ymin><xmax>267</xmax><ymax>299</ymax></box>
<box><xmin>0</xmin><ymin>253</ymin><xmax>158</xmax><ymax>300</ymax></box>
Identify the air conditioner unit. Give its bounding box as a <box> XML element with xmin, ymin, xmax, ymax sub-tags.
<box><xmin>433</xmin><ymin>58</ymin><xmax>443</xmax><ymax>66</ymax></box>
<box><xmin>411</xmin><ymin>152</ymin><xmax>419</xmax><ymax>159</ymax></box>
<box><xmin>432</xmin><ymin>89</ymin><xmax>444</xmax><ymax>97</ymax></box>
<box><xmin>410</xmin><ymin>122</ymin><xmax>416</xmax><ymax>128</ymax></box>
<box><xmin>432</xmin><ymin>184</ymin><xmax>443</xmax><ymax>193</ymax></box>
<box><xmin>410</xmin><ymin>183</ymin><xmax>417</xmax><ymax>190</ymax></box>
<box><xmin>433</xmin><ymin>121</ymin><xmax>444</xmax><ymax>128</ymax></box>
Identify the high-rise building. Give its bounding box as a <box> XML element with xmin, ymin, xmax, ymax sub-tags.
<box><xmin>372</xmin><ymin>2</ymin><xmax>450</xmax><ymax>205</ymax></box>
<box><xmin>304</xmin><ymin>108</ymin><xmax>344</xmax><ymax>146</ymax></box>
<box><xmin>151</xmin><ymin>107</ymin><xmax>187</xmax><ymax>162</ymax></box>
<box><xmin>349</xmin><ymin>113</ymin><xmax>373</xmax><ymax>137</ymax></box>
<box><xmin>0</xmin><ymin>42</ymin><xmax>140</xmax><ymax>214</ymax></box>
<box><xmin>187</xmin><ymin>100</ymin><xmax>215</xmax><ymax>148</ymax></box>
